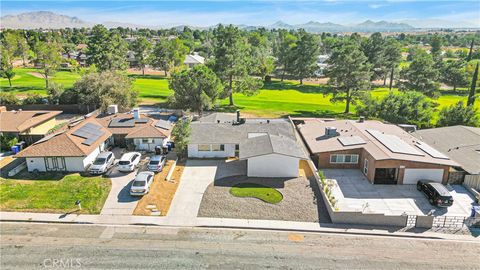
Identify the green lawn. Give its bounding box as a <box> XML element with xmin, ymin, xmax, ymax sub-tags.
<box><xmin>0</xmin><ymin>172</ymin><xmax>111</xmax><ymax>214</ymax></box>
<box><xmin>1</xmin><ymin>67</ymin><xmax>477</xmax><ymax>120</ymax></box>
<box><xmin>230</xmin><ymin>183</ymin><xmax>283</xmax><ymax>204</ymax></box>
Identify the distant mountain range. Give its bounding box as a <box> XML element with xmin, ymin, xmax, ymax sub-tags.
<box><xmin>0</xmin><ymin>11</ymin><xmax>476</xmax><ymax>32</ymax></box>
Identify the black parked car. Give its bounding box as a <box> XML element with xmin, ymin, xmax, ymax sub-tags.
<box><xmin>417</xmin><ymin>180</ymin><xmax>454</xmax><ymax>207</ymax></box>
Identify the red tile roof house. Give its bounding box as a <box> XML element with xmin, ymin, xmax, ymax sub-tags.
<box><xmin>296</xmin><ymin>118</ymin><xmax>458</xmax><ymax>185</ymax></box>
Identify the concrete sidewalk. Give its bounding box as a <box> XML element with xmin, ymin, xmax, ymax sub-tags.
<box><xmin>1</xmin><ymin>211</ymin><xmax>478</xmax><ymax>242</ymax></box>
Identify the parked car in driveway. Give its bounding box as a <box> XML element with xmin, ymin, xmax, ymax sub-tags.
<box><xmin>417</xmin><ymin>180</ymin><xmax>454</xmax><ymax>207</ymax></box>
<box><xmin>130</xmin><ymin>171</ymin><xmax>155</xmax><ymax>196</ymax></box>
<box><xmin>118</xmin><ymin>152</ymin><xmax>141</xmax><ymax>172</ymax></box>
<box><xmin>89</xmin><ymin>151</ymin><xmax>115</xmax><ymax>175</ymax></box>
<box><xmin>147</xmin><ymin>155</ymin><xmax>167</xmax><ymax>172</ymax></box>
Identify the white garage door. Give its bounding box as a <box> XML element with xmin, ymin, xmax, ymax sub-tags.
<box><xmin>403</xmin><ymin>169</ymin><xmax>444</xmax><ymax>184</ymax></box>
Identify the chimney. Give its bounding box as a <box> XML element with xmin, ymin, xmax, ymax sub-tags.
<box><xmin>359</xmin><ymin>116</ymin><xmax>365</xmax><ymax>123</ymax></box>
<box><xmin>236</xmin><ymin>110</ymin><xmax>240</xmax><ymax>123</ymax></box>
<box><xmin>133</xmin><ymin>108</ymin><xmax>140</xmax><ymax>119</ymax></box>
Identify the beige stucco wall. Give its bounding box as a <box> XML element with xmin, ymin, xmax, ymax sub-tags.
<box><xmin>21</xmin><ymin>118</ymin><xmax>57</xmax><ymax>135</ymax></box>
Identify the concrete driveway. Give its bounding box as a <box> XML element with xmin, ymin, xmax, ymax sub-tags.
<box><xmin>100</xmin><ymin>167</ymin><xmax>141</xmax><ymax>216</ymax></box>
<box><xmin>325</xmin><ymin>169</ymin><xmax>477</xmax><ymax>216</ymax></box>
<box><xmin>167</xmin><ymin>159</ymin><xmax>246</xmax><ymax>221</ymax></box>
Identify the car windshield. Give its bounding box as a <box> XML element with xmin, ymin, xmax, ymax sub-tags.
<box><xmin>149</xmin><ymin>160</ymin><xmax>159</xmax><ymax>165</ymax></box>
<box><xmin>93</xmin><ymin>158</ymin><xmax>106</xmax><ymax>165</ymax></box>
<box><xmin>132</xmin><ymin>180</ymin><xmax>146</xmax><ymax>187</ymax></box>
<box><xmin>119</xmin><ymin>161</ymin><xmax>130</xmax><ymax>165</ymax></box>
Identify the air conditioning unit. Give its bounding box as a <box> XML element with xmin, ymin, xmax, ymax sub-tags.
<box><xmin>107</xmin><ymin>105</ymin><xmax>118</xmax><ymax>115</ymax></box>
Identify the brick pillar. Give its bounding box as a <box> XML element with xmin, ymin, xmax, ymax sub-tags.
<box><xmin>397</xmin><ymin>166</ymin><xmax>405</xmax><ymax>185</ymax></box>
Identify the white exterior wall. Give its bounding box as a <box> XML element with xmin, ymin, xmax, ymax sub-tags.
<box><xmin>26</xmin><ymin>157</ymin><xmax>47</xmax><ymax>172</ymax></box>
<box><xmin>247</xmin><ymin>154</ymin><xmax>300</xmax><ymax>178</ymax></box>
<box><xmin>188</xmin><ymin>143</ymin><xmax>236</xmax><ymax>158</ymax></box>
<box><xmin>133</xmin><ymin>137</ymin><xmax>167</xmax><ymax>151</ymax></box>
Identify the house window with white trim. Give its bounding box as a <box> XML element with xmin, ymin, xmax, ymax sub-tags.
<box><xmin>211</xmin><ymin>144</ymin><xmax>225</xmax><ymax>151</ymax></box>
<box><xmin>363</xmin><ymin>159</ymin><xmax>369</xmax><ymax>174</ymax></box>
<box><xmin>198</xmin><ymin>144</ymin><xmax>210</xmax><ymax>151</ymax></box>
<box><xmin>330</xmin><ymin>154</ymin><xmax>359</xmax><ymax>164</ymax></box>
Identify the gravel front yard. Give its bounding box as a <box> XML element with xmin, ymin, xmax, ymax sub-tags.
<box><xmin>198</xmin><ymin>176</ymin><xmax>331</xmax><ymax>222</ymax></box>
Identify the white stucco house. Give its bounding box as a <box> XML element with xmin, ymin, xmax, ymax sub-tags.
<box><xmin>16</xmin><ymin>119</ymin><xmax>112</xmax><ymax>172</ymax></box>
<box><xmin>184</xmin><ymin>52</ymin><xmax>205</xmax><ymax>68</ymax></box>
<box><xmin>188</xmin><ymin>112</ymin><xmax>307</xmax><ymax>178</ymax></box>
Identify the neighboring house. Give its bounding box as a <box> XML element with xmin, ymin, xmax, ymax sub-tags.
<box><xmin>188</xmin><ymin>112</ymin><xmax>307</xmax><ymax>178</ymax></box>
<box><xmin>184</xmin><ymin>52</ymin><xmax>205</xmax><ymax>68</ymax></box>
<box><xmin>296</xmin><ymin>118</ymin><xmax>458</xmax><ymax>185</ymax></box>
<box><xmin>95</xmin><ymin>108</ymin><xmax>172</xmax><ymax>151</ymax></box>
<box><xmin>412</xmin><ymin>126</ymin><xmax>480</xmax><ymax>178</ymax></box>
<box><xmin>314</xmin><ymin>54</ymin><xmax>329</xmax><ymax>76</ymax></box>
<box><xmin>15</xmin><ymin>118</ymin><xmax>112</xmax><ymax>172</ymax></box>
<box><xmin>0</xmin><ymin>107</ymin><xmax>62</xmax><ymax>145</ymax></box>
<box><xmin>126</xmin><ymin>50</ymin><xmax>137</xmax><ymax>68</ymax></box>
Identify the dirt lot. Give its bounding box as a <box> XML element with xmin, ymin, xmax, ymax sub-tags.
<box><xmin>133</xmin><ymin>158</ymin><xmax>185</xmax><ymax>216</ymax></box>
<box><xmin>198</xmin><ymin>173</ymin><xmax>331</xmax><ymax>222</ymax></box>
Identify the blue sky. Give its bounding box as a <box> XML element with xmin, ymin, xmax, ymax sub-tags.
<box><xmin>2</xmin><ymin>1</ymin><xmax>479</xmax><ymax>27</ymax></box>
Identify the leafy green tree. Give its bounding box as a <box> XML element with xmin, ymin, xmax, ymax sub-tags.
<box><xmin>87</xmin><ymin>25</ymin><xmax>128</xmax><ymax>71</ymax></box>
<box><xmin>73</xmin><ymin>71</ymin><xmax>137</xmax><ymax>111</ymax></box>
<box><xmin>33</xmin><ymin>41</ymin><xmax>62</xmax><ymax>89</ymax></box>
<box><xmin>430</xmin><ymin>34</ymin><xmax>443</xmax><ymax>56</ymax></box>
<box><xmin>0</xmin><ymin>50</ymin><xmax>15</xmax><ymax>87</ymax></box>
<box><xmin>362</xmin><ymin>32</ymin><xmax>385</xmax><ymax>81</ymax></box>
<box><xmin>468</xmin><ymin>62</ymin><xmax>479</xmax><ymax>106</ymax></box>
<box><xmin>169</xmin><ymin>65</ymin><xmax>222</xmax><ymax>116</ymax></box>
<box><xmin>325</xmin><ymin>38</ymin><xmax>372</xmax><ymax>113</ymax></box>
<box><xmin>210</xmin><ymin>25</ymin><xmax>262</xmax><ymax>105</ymax></box>
<box><xmin>171</xmin><ymin>118</ymin><xmax>191</xmax><ymax>159</ymax></box>
<box><xmin>248</xmin><ymin>31</ymin><xmax>275</xmax><ymax>82</ymax></box>
<box><xmin>150</xmin><ymin>38</ymin><xmax>188</xmax><ymax>76</ymax></box>
<box><xmin>22</xmin><ymin>93</ymin><xmax>45</xmax><ymax>105</ymax></box>
<box><xmin>46</xmin><ymin>82</ymin><xmax>64</xmax><ymax>105</ymax></box>
<box><xmin>400</xmin><ymin>49</ymin><xmax>439</xmax><ymax>97</ymax></box>
<box><xmin>273</xmin><ymin>30</ymin><xmax>297</xmax><ymax>81</ymax></box>
<box><xmin>130</xmin><ymin>36</ymin><xmax>151</xmax><ymax>75</ymax></box>
<box><xmin>0</xmin><ymin>134</ymin><xmax>18</xmax><ymax>151</ymax></box>
<box><xmin>438</xmin><ymin>101</ymin><xmax>479</xmax><ymax>127</ymax></box>
<box><xmin>383</xmin><ymin>39</ymin><xmax>402</xmax><ymax>90</ymax></box>
<box><xmin>357</xmin><ymin>91</ymin><xmax>434</xmax><ymax>128</ymax></box>
<box><xmin>290</xmin><ymin>30</ymin><xmax>320</xmax><ymax>84</ymax></box>
<box><xmin>441</xmin><ymin>60</ymin><xmax>469</xmax><ymax>91</ymax></box>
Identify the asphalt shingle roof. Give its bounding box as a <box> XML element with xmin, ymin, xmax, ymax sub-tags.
<box><xmin>412</xmin><ymin>126</ymin><xmax>480</xmax><ymax>174</ymax></box>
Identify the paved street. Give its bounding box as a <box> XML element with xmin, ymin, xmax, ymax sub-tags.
<box><xmin>1</xmin><ymin>222</ymin><xmax>479</xmax><ymax>269</ymax></box>
<box><xmin>167</xmin><ymin>159</ymin><xmax>246</xmax><ymax>222</ymax></box>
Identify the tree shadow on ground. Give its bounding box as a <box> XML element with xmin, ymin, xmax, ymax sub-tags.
<box><xmin>0</xmin><ymin>86</ymin><xmax>43</xmax><ymax>93</ymax></box>
<box><xmin>287</xmin><ymin>110</ymin><xmax>354</xmax><ymax>119</ymax></box>
<box><xmin>214</xmin><ymin>104</ymin><xmax>246</xmax><ymax>113</ymax></box>
<box><xmin>262</xmin><ymin>81</ymin><xmax>331</xmax><ymax>94</ymax></box>
<box><xmin>128</xmin><ymin>74</ymin><xmax>167</xmax><ymax>80</ymax></box>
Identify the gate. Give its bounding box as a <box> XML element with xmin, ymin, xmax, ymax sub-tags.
<box><xmin>405</xmin><ymin>215</ymin><xmax>417</xmax><ymax>227</ymax></box>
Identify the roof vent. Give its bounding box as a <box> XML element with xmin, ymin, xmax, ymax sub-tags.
<box><xmin>133</xmin><ymin>108</ymin><xmax>140</xmax><ymax>119</ymax></box>
<box><xmin>325</xmin><ymin>127</ymin><xmax>337</xmax><ymax>137</ymax></box>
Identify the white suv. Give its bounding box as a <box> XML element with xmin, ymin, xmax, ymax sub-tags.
<box><xmin>118</xmin><ymin>152</ymin><xmax>141</xmax><ymax>172</ymax></box>
<box><xmin>89</xmin><ymin>151</ymin><xmax>115</xmax><ymax>175</ymax></box>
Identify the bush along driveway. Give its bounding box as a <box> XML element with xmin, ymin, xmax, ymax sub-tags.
<box><xmin>0</xmin><ymin>172</ymin><xmax>111</xmax><ymax>214</ymax></box>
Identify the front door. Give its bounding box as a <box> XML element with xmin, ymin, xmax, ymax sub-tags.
<box><xmin>45</xmin><ymin>157</ymin><xmax>66</xmax><ymax>171</ymax></box>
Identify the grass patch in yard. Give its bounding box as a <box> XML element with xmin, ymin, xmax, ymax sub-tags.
<box><xmin>230</xmin><ymin>183</ymin><xmax>283</xmax><ymax>204</ymax></box>
<box><xmin>0</xmin><ymin>173</ymin><xmax>111</xmax><ymax>214</ymax></box>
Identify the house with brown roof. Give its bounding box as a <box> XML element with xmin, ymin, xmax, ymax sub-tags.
<box><xmin>16</xmin><ymin>117</ymin><xmax>112</xmax><ymax>172</ymax></box>
<box><xmin>296</xmin><ymin>118</ymin><xmax>458</xmax><ymax>185</ymax></box>
<box><xmin>95</xmin><ymin>108</ymin><xmax>172</xmax><ymax>152</ymax></box>
<box><xmin>0</xmin><ymin>107</ymin><xmax>62</xmax><ymax>145</ymax></box>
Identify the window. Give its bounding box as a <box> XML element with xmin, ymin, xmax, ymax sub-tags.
<box><xmin>211</xmin><ymin>144</ymin><xmax>225</xmax><ymax>151</ymax></box>
<box><xmin>198</xmin><ymin>144</ymin><xmax>210</xmax><ymax>151</ymax></box>
<box><xmin>142</xmin><ymin>138</ymin><xmax>154</xmax><ymax>144</ymax></box>
<box><xmin>330</xmin><ymin>154</ymin><xmax>359</xmax><ymax>164</ymax></box>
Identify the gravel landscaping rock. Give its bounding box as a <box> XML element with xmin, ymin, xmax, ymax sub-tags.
<box><xmin>198</xmin><ymin>175</ymin><xmax>331</xmax><ymax>222</ymax></box>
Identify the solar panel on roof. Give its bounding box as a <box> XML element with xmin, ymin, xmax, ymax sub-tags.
<box><xmin>416</xmin><ymin>141</ymin><xmax>450</xmax><ymax>159</ymax></box>
<box><xmin>366</xmin><ymin>129</ymin><xmax>424</xmax><ymax>156</ymax></box>
<box><xmin>155</xmin><ymin>119</ymin><xmax>172</xmax><ymax>130</ymax></box>
<box><xmin>82</xmin><ymin>137</ymin><xmax>98</xmax><ymax>146</ymax></box>
<box><xmin>134</xmin><ymin>118</ymin><xmax>148</xmax><ymax>123</ymax></box>
<box><xmin>72</xmin><ymin>123</ymin><xmax>105</xmax><ymax>146</ymax></box>
<box><xmin>109</xmin><ymin>118</ymin><xmax>136</xmax><ymax>127</ymax></box>
<box><xmin>338</xmin><ymin>136</ymin><xmax>366</xmax><ymax>146</ymax></box>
